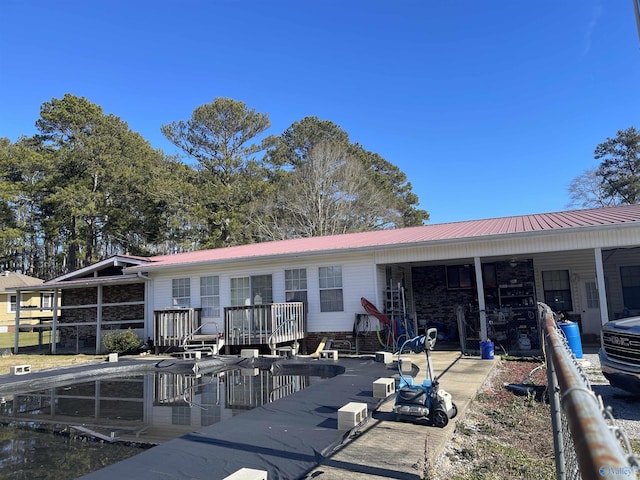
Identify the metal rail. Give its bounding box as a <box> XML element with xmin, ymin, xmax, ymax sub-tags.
<box><xmin>541</xmin><ymin>303</ymin><xmax>639</xmax><ymax>479</ymax></box>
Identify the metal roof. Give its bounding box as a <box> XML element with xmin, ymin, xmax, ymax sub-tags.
<box><xmin>125</xmin><ymin>204</ymin><xmax>640</xmax><ymax>272</ymax></box>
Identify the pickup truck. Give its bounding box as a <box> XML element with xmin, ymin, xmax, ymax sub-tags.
<box><xmin>600</xmin><ymin>315</ymin><xmax>640</xmax><ymax>395</ymax></box>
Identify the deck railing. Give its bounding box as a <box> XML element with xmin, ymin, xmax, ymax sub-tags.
<box><xmin>153</xmin><ymin>308</ymin><xmax>202</xmax><ymax>352</ymax></box>
<box><xmin>224</xmin><ymin>302</ymin><xmax>305</xmax><ymax>348</ymax></box>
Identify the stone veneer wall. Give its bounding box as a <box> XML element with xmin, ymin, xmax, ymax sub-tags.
<box><xmin>411</xmin><ymin>265</ymin><xmax>475</xmax><ymax>337</ymax></box>
<box><xmin>58</xmin><ymin>283</ymin><xmax>145</xmax><ymax>349</ymax></box>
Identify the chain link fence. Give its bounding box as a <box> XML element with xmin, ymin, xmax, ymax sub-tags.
<box><xmin>540</xmin><ymin>303</ymin><xmax>639</xmax><ymax>479</ymax></box>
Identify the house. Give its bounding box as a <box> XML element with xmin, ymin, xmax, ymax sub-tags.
<box><xmin>13</xmin><ymin>204</ymin><xmax>640</xmax><ymax>356</ymax></box>
<box><xmin>0</xmin><ymin>271</ymin><xmax>53</xmax><ymax>333</ymax></box>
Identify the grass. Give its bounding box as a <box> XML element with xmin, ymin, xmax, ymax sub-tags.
<box><xmin>0</xmin><ymin>331</ymin><xmax>55</xmax><ymax>349</ymax></box>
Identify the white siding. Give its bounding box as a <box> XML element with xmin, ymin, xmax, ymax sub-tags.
<box><xmin>148</xmin><ymin>252</ymin><xmax>379</xmax><ymax>334</ymax></box>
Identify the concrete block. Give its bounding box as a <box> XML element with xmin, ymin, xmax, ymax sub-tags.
<box><xmin>9</xmin><ymin>364</ymin><xmax>31</xmax><ymax>376</ymax></box>
<box><xmin>276</xmin><ymin>347</ymin><xmax>292</xmax><ymax>357</ymax></box>
<box><xmin>399</xmin><ymin>358</ymin><xmax>412</xmax><ymax>374</ymax></box>
<box><xmin>108</xmin><ymin>353</ymin><xmax>118</xmax><ymax>363</ymax></box>
<box><xmin>240</xmin><ymin>368</ymin><xmax>259</xmax><ymax>376</ymax></box>
<box><xmin>373</xmin><ymin>377</ymin><xmax>395</xmax><ymax>398</ymax></box>
<box><xmin>319</xmin><ymin>349</ymin><xmax>338</xmax><ymax>360</ymax></box>
<box><xmin>375</xmin><ymin>351</ymin><xmax>393</xmax><ymax>363</ymax></box>
<box><xmin>338</xmin><ymin>401</ymin><xmax>367</xmax><ymax>430</ymax></box>
<box><xmin>240</xmin><ymin>349</ymin><xmax>259</xmax><ymax>358</ymax></box>
<box><xmin>223</xmin><ymin>467</ymin><xmax>267</xmax><ymax>480</ymax></box>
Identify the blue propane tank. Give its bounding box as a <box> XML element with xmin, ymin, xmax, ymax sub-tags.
<box><xmin>558</xmin><ymin>322</ymin><xmax>583</xmax><ymax>359</ymax></box>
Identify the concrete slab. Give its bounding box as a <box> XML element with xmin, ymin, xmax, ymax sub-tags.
<box><xmin>304</xmin><ymin>351</ymin><xmax>497</xmax><ymax>479</ymax></box>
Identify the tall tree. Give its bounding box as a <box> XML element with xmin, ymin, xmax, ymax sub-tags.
<box><xmin>35</xmin><ymin>94</ymin><xmax>173</xmax><ymax>271</ymax></box>
<box><xmin>595</xmin><ymin>127</ymin><xmax>640</xmax><ymax>205</ymax></box>
<box><xmin>161</xmin><ymin>98</ymin><xmax>276</xmax><ymax>247</ymax></box>
<box><xmin>258</xmin><ymin>117</ymin><xmax>428</xmax><ymax>240</ymax></box>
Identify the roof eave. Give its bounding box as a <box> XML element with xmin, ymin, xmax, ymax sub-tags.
<box><xmin>124</xmin><ymin>222</ymin><xmax>639</xmax><ymax>273</ymax></box>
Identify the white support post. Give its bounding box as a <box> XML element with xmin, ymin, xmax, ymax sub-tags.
<box><xmin>96</xmin><ymin>285</ymin><xmax>103</xmax><ymax>354</ymax></box>
<box><xmin>14</xmin><ymin>291</ymin><xmax>21</xmax><ymax>353</ymax></box>
<box><xmin>474</xmin><ymin>256</ymin><xmax>488</xmax><ymax>342</ymax></box>
<box><xmin>594</xmin><ymin>247</ymin><xmax>609</xmax><ymax>325</ymax></box>
<box><xmin>51</xmin><ymin>289</ymin><xmax>59</xmax><ymax>354</ymax></box>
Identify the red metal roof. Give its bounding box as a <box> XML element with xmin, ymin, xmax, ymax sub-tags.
<box><xmin>132</xmin><ymin>204</ymin><xmax>640</xmax><ymax>270</ymax></box>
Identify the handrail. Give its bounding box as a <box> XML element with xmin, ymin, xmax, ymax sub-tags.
<box><xmin>268</xmin><ymin>319</ymin><xmax>296</xmax><ymax>354</ymax></box>
<box><xmin>181</xmin><ymin>321</ymin><xmax>220</xmax><ymax>353</ymax></box>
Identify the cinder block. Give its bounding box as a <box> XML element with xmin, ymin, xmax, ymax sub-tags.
<box><xmin>108</xmin><ymin>353</ymin><xmax>118</xmax><ymax>363</ymax></box>
<box><xmin>240</xmin><ymin>349</ymin><xmax>259</xmax><ymax>358</ymax></box>
<box><xmin>9</xmin><ymin>364</ymin><xmax>31</xmax><ymax>376</ymax></box>
<box><xmin>399</xmin><ymin>358</ymin><xmax>412</xmax><ymax>374</ymax></box>
<box><xmin>373</xmin><ymin>377</ymin><xmax>395</xmax><ymax>398</ymax></box>
<box><xmin>375</xmin><ymin>351</ymin><xmax>393</xmax><ymax>363</ymax></box>
<box><xmin>223</xmin><ymin>467</ymin><xmax>267</xmax><ymax>480</ymax></box>
<box><xmin>319</xmin><ymin>349</ymin><xmax>338</xmax><ymax>360</ymax></box>
<box><xmin>338</xmin><ymin>401</ymin><xmax>367</xmax><ymax>430</ymax></box>
<box><xmin>240</xmin><ymin>368</ymin><xmax>259</xmax><ymax>376</ymax></box>
<box><xmin>276</xmin><ymin>347</ymin><xmax>292</xmax><ymax>357</ymax></box>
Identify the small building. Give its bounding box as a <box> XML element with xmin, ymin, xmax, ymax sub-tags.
<box><xmin>0</xmin><ymin>271</ymin><xmax>53</xmax><ymax>333</ymax></box>
<box><xmin>14</xmin><ymin>204</ymin><xmax>640</xmax><ymax>355</ymax></box>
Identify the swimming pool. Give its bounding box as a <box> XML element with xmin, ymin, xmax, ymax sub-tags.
<box><xmin>0</xmin><ymin>359</ymin><xmax>345</xmax><ymax>479</ymax></box>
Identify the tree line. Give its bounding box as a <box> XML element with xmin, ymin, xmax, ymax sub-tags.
<box><xmin>568</xmin><ymin>126</ymin><xmax>640</xmax><ymax>209</ymax></box>
<box><xmin>0</xmin><ymin>94</ymin><xmax>428</xmax><ymax>279</ymax></box>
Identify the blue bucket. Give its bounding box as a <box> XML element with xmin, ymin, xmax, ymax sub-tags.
<box><xmin>558</xmin><ymin>322</ymin><xmax>583</xmax><ymax>359</ymax></box>
<box><xmin>480</xmin><ymin>340</ymin><xmax>494</xmax><ymax>360</ymax></box>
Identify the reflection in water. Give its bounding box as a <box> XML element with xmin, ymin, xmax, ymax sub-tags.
<box><xmin>0</xmin><ymin>366</ymin><xmax>330</xmax><ymax>479</ymax></box>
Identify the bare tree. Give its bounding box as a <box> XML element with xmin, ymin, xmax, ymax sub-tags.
<box><xmin>253</xmin><ymin>142</ymin><xmax>393</xmax><ymax>240</ymax></box>
<box><xmin>567</xmin><ymin>167</ymin><xmax>623</xmax><ymax>209</ymax></box>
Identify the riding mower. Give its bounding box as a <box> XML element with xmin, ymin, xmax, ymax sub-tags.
<box><xmin>392</xmin><ymin>328</ymin><xmax>458</xmax><ymax>428</ymax></box>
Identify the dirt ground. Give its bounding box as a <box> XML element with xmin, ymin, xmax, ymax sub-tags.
<box><xmin>433</xmin><ymin>357</ymin><xmax>556</xmax><ymax>479</ymax></box>
<box><xmin>0</xmin><ymin>351</ymin><xmax>104</xmax><ymax>375</ymax></box>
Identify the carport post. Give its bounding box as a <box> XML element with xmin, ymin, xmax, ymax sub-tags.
<box><xmin>473</xmin><ymin>257</ymin><xmax>488</xmax><ymax>342</ymax></box>
<box><xmin>13</xmin><ymin>291</ymin><xmax>21</xmax><ymax>353</ymax></box>
<box><xmin>594</xmin><ymin>247</ymin><xmax>609</xmax><ymax>325</ymax></box>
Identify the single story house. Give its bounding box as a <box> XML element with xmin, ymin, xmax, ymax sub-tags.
<box><xmin>13</xmin><ymin>204</ymin><xmax>640</xmax><ymax>355</ymax></box>
<box><xmin>0</xmin><ymin>271</ymin><xmax>54</xmax><ymax>333</ymax></box>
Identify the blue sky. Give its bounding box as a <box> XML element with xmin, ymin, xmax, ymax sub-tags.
<box><xmin>1</xmin><ymin>1</ymin><xmax>639</xmax><ymax>224</ymax></box>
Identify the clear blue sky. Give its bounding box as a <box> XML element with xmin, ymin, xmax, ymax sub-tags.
<box><xmin>1</xmin><ymin>1</ymin><xmax>639</xmax><ymax>224</ymax></box>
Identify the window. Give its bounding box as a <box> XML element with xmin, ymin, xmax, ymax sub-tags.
<box><xmin>8</xmin><ymin>295</ymin><xmax>16</xmax><ymax>313</ymax></box>
<box><xmin>285</xmin><ymin>269</ymin><xmax>308</xmax><ymax>305</ymax></box>
<box><xmin>585</xmin><ymin>281</ymin><xmax>599</xmax><ymax>309</ymax></box>
<box><xmin>543</xmin><ymin>270</ymin><xmax>573</xmax><ymax>312</ymax></box>
<box><xmin>447</xmin><ymin>265</ymin><xmax>474</xmax><ymax>289</ymax></box>
<box><xmin>319</xmin><ymin>266</ymin><xmax>343</xmax><ymax>312</ymax></box>
<box><xmin>230</xmin><ymin>276</ymin><xmax>273</xmax><ymax>306</ymax></box>
<box><xmin>621</xmin><ymin>266</ymin><xmax>640</xmax><ymax>310</ymax></box>
<box><xmin>200</xmin><ymin>276</ymin><xmax>220</xmax><ymax>318</ymax></box>
<box><xmin>41</xmin><ymin>293</ymin><xmax>53</xmax><ymax>311</ymax></box>
<box><xmin>172</xmin><ymin>278</ymin><xmax>191</xmax><ymax>307</ymax></box>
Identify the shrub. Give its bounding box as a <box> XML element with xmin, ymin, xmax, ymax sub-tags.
<box><xmin>103</xmin><ymin>329</ymin><xmax>142</xmax><ymax>355</ymax></box>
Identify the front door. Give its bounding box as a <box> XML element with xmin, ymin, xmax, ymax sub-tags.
<box><xmin>579</xmin><ymin>279</ymin><xmax>601</xmax><ymax>336</ymax></box>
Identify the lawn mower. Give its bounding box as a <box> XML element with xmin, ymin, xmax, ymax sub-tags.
<box><xmin>392</xmin><ymin>328</ymin><xmax>458</xmax><ymax>428</ymax></box>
